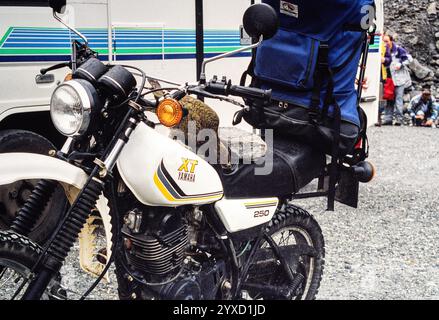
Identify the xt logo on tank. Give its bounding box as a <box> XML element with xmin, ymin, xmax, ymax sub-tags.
<box><xmin>177</xmin><ymin>158</ymin><xmax>198</xmax><ymax>182</ymax></box>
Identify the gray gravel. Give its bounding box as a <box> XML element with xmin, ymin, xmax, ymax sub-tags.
<box><xmin>297</xmin><ymin>125</ymin><xmax>439</xmax><ymax>300</ymax></box>
<box><xmin>4</xmin><ymin>125</ymin><xmax>439</xmax><ymax>300</ymax></box>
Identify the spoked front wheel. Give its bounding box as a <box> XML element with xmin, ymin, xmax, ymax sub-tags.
<box><xmin>243</xmin><ymin>204</ymin><xmax>325</xmax><ymax>300</ymax></box>
<box><xmin>0</xmin><ymin>231</ymin><xmax>65</xmax><ymax>300</ymax></box>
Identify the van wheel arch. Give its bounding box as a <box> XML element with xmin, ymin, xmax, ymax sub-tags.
<box><xmin>0</xmin><ymin>111</ymin><xmax>65</xmax><ymax>149</ymax></box>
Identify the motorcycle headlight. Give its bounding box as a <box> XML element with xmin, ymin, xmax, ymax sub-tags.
<box><xmin>50</xmin><ymin>79</ymin><xmax>100</xmax><ymax>137</ymax></box>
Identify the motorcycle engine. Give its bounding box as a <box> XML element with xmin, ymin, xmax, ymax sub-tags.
<box><xmin>121</xmin><ymin>206</ymin><xmax>226</xmax><ymax>300</ymax></box>
<box><xmin>122</xmin><ymin>207</ymin><xmax>188</xmax><ymax>281</ymax></box>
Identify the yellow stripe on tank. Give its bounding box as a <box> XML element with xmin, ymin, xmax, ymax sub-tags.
<box><xmin>244</xmin><ymin>200</ymin><xmax>279</xmax><ymax>207</ymax></box>
<box><xmin>153</xmin><ymin>172</ymin><xmax>223</xmax><ymax>203</ymax></box>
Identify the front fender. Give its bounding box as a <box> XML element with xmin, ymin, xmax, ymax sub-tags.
<box><xmin>0</xmin><ymin>152</ymin><xmax>87</xmax><ymax>188</ymax></box>
<box><xmin>0</xmin><ymin>153</ymin><xmax>113</xmax><ymax>279</ymax></box>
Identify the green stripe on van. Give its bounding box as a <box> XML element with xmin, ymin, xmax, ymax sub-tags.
<box><xmin>0</xmin><ymin>48</ymin><xmax>83</xmax><ymax>55</ymax></box>
<box><xmin>0</xmin><ymin>46</ymin><xmax>245</xmax><ymax>55</ymax></box>
<box><xmin>0</xmin><ymin>27</ymin><xmax>13</xmax><ymax>47</ymax></box>
<box><xmin>114</xmin><ymin>46</ymin><xmax>243</xmax><ymax>54</ymax></box>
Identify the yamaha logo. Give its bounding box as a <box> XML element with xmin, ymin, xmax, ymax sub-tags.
<box><xmin>177</xmin><ymin>158</ymin><xmax>198</xmax><ymax>182</ymax></box>
<box><xmin>280</xmin><ymin>1</ymin><xmax>299</xmax><ymax>18</ymax></box>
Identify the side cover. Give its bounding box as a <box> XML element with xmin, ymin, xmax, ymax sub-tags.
<box><xmin>214</xmin><ymin>197</ymin><xmax>279</xmax><ymax>233</ymax></box>
<box><xmin>117</xmin><ymin>123</ymin><xmax>224</xmax><ymax>207</ymax></box>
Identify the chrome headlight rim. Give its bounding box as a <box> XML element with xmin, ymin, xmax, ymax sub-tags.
<box><xmin>50</xmin><ymin>79</ymin><xmax>97</xmax><ymax>137</ymax></box>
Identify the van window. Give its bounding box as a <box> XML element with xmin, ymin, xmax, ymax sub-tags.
<box><xmin>0</xmin><ymin>0</ymin><xmax>49</xmax><ymax>6</ymax></box>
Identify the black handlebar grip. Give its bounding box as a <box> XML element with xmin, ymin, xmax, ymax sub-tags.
<box><xmin>170</xmin><ymin>90</ymin><xmax>187</xmax><ymax>101</ymax></box>
<box><xmin>205</xmin><ymin>82</ymin><xmax>229</xmax><ymax>96</ymax></box>
<box><xmin>229</xmin><ymin>85</ymin><xmax>271</xmax><ymax>101</ymax></box>
<box><xmin>40</xmin><ymin>62</ymin><xmax>70</xmax><ymax>75</ymax></box>
<box><xmin>204</xmin><ymin>82</ymin><xmax>271</xmax><ymax>102</ymax></box>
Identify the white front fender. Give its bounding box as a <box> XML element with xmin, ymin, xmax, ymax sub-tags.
<box><xmin>0</xmin><ymin>153</ymin><xmax>87</xmax><ymax>188</ymax></box>
<box><xmin>0</xmin><ymin>153</ymin><xmax>113</xmax><ymax>280</ymax></box>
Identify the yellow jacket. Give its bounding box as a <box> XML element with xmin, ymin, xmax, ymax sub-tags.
<box><xmin>381</xmin><ymin>40</ymin><xmax>387</xmax><ymax>81</ymax></box>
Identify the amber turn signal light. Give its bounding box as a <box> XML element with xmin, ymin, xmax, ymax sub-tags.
<box><xmin>156</xmin><ymin>98</ymin><xmax>183</xmax><ymax>127</ymax></box>
<box><xmin>64</xmin><ymin>73</ymin><xmax>73</xmax><ymax>81</ymax></box>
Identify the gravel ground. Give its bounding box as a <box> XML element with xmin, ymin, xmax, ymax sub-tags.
<box><xmin>305</xmin><ymin>125</ymin><xmax>439</xmax><ymax>300</ymax></box>
<box><xmin>4</xmin><ymin>125</ymin><xmax>439</xmax><ymax>300</ymax></box>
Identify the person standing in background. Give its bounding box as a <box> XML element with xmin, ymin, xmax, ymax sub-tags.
<box><xmin>382</xmin><ymin>34</ymin><xmax>412</xmax><ymax>126</ymax></box>
<box><xmin>378</xmin><ymin>33</ymin><xmax>390</xmax><ymax>126</ymax></box>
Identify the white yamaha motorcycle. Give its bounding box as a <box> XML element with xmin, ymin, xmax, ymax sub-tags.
<box><xmin>0</xmin><ymin>1</ymin><xmax>373</xmax><ymax>300</ymax></box>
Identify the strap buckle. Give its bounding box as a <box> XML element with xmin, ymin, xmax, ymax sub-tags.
<box><xmin>317</xmin><ymin>43</ymin><xmax>330</xmax><ymax>69</ymax></box>
<box><xmin>308</xmin><ymin>109</ymin><xmax>321</xmax><ymax>125</ymax></box>
<box><xmin>278</xmin><ymin>101</ymin><xmax>288</xmax><ymax>109</ymax></box>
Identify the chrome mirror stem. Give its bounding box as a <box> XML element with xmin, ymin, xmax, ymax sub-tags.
<box><xmin>199</xmin><ymin>35</ymin><xmax>263</xmax><ymax>83</ymax></box>
<box><xmin>53</xmin><ymin>11</ymin><xmax>88</xmax><ymax>45</ymax></box>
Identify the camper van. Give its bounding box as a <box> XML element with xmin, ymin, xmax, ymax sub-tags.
<box><xmin>0</xmin><ymin>0</ymin><xmax>384</xmax><ymax>148</ymax></box>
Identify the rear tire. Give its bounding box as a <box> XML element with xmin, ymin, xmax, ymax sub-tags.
<box><xmin>245</xmin><ymin>204</ymin><xmax>325</xmax><ymax>300</ymax></box>
<box><xmin>0</xmin><ymin>130</ymin><xmax>67</xmax><ymax>244</ymax></box>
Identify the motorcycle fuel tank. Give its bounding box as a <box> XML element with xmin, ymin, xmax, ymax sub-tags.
<box><xmin>117</xmin><ymin>122</ymin><xmax>224</xmax><ymax>207</ymax></box>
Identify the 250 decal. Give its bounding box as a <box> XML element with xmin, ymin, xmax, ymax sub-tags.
<box><xmin>254</xmin><ymin>210</ymin><xmax>270</xmax><ymax>218</ymax></box>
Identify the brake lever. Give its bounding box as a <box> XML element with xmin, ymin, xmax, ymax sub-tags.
<box><xmin>187</xmin><ymin>87</ymin><xmax>247</xmax><ymax>109</ymax></box>
<box><xmin>187</xmin><ymin>87</ymin><xmax>215</xmax><ymax>99</ymax></box>
<box><xmin>218</xmin><ymin>95</ymin><xmax>247</xmax><ymax>108</ymax></box>
<box><xmin>40</xmin><ymin>62</ymin><xmax>71</xmax><ymax>75</ymax></box>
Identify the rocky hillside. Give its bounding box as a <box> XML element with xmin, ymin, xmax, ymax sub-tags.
<box><xmin>384</xmin><ymin>0</ymin><xmax>439</xmax><ymax>94</ymax></box>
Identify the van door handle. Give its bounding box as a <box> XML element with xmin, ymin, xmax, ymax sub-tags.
<box><xmin>35</xmin><ymin>73</ymin><xmax>55</xmax><ymax>84</ymax></box>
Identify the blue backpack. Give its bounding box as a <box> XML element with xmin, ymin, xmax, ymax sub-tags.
<box><xmin>241</xmin><ymin>0</ymin><xmax>375</xmax><ymax>157</ymax></box>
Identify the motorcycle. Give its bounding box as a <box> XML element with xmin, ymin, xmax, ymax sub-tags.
<box><xmin>0</xmin><ymin>1</ymin><xmax>373</xmax><ymax>300</ymax></box>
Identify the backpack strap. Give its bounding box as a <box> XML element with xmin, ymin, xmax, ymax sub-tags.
<box><xmin>240</xmin><ymin>45</ymin><xmax>257</xmax><ymax>87</ymax></box>
<box><xmin>240</xmin><ymin>59</ymin><xmax>254</xmax><ymax>87</ymax></box>
<box><xmin>313</xmin><ymin>33</ymin><xmax>366</xmax><ymax>124</ymax></box>
<box><xmin>310</xmin><ymin>44</ymin><xmax>341</xmax><ymax>210</ymax></box>
<box><xmin>326</xmin><ymin>100</ymin><xmax>342</xmax><ymax>211</ymax></box>
<box><xmin>309</xmin><ymin>42</ymin><xmax>330</xmax><ymax>123</ymax></box>
<box><xmin>239</xmin><ymin>46</ymin><xmax>268</xmax><ymax>127</ymax></box>
<box><xmin>321</xmin><ymin>68</ymin><xmax>335</xmax><ymax>120</ymax></box>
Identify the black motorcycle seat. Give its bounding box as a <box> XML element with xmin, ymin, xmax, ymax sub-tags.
<box><xmin>220</xmin><ymin>135</ymin><xmax>326</xmax><ymax>199</ymax></box>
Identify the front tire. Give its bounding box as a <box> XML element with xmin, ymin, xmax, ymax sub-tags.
<box><xmin>0</xmin><ymin>230</ymin><xmax>66</xmax><ymax>300</ymax></box>
<box><xmin>0</xmin><ymin>230</ymin><xmax>42</xmax><ymax>299</ymax></box>
<box><xmin>0</xmin><ymin>130</ymin><xmax>67</xmax><ymax>245</ymax></box>
<box><xmin>245</xmin><ymin>204</ymin><xmax>325</xmax><ymax>300</ymax></box>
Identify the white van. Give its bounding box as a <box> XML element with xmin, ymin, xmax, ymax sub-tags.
<box><xmin>0</xmin><ymin>0</ymin><xmax>383</xmax><ymax>148</ymax></box>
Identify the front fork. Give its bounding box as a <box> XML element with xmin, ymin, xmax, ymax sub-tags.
<box><xmin>10</xmin><ymin>138</ymin><xmax>75</xmax><ymax>237</ymax></box>
<box><xmin>10</xmin><ymin>180</ymin><xmax>58</xmax><ymax>236</ymax></box>
<box><xmin>21</xmin><ymin>117</ymin><xmax>139</xmax><ymax>300</ymax></box>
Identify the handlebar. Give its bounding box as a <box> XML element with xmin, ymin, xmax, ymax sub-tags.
<box><xmin>229</xmin><ymin>85</ymin><xmax>271</xmax><ymax>101</ymax></box>
<box><xmin>40</xmin><ymin>62</ymin><xmax>71</xmax><ymax>75</ymax></box>
<box><xmin>39</xmin><ymin>41</ymin><xmax>97</xmax><ymax>76</ymax></box>
<box><xmin>190</xmin><ymin>80</ymin><xmax>271</xmax><ymax>102</ymax></box>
